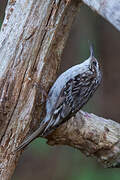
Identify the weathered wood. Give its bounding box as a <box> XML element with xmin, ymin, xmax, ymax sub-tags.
<box><xmin>82</xmin><ymin>0</ymin><xmax>120</xmax><ymax>31</ymax></box>
<box><xmin>0</xmin><ymin>0</ymin><xmax>81</xmax><ymax>179</ymax></box>
<box><xmin>47</xmin><ymin>111</ymin><xmax>120</xmax><ymax>168</ymax></box>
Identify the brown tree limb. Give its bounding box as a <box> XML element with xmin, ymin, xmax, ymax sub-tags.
<box><xmin>47</xmin><ymin>110</ymin><xmax>120</xmax><ymax>168</ymax></box>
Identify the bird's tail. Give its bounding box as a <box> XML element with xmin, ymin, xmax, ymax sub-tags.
<box><xmin>15</xmin><ymin>123</ymin><xmax>46</xmax><ymax>152</ymax></box>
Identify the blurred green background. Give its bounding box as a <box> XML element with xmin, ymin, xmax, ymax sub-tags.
<box><xmin>1</xmin><ymin>1</ymin><xmax>120</xmax><ymax>180</ymax></box>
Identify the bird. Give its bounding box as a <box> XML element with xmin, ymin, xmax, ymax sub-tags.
<box><xmin>16</xmin><ymin>45</ymin><xmax>102</xmax><ymax>151</ymax></box>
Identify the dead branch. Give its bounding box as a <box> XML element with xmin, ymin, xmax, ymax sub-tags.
<box><xmin>82</xmin><ymin>0</ymin><xmax>120</xmax><ymax>31</ymax></box>
<box><xmin>47</xmin><ymin>110</ymin><xmax>120</xmax><ymax>168</ymax></box>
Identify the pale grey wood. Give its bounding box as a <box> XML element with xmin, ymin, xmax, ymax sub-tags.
<box><xmin>0</xmin><ymin>0</ymin><xmax>81</xmax><ymax>179</ymax></box>
<box><xmin>82</xmin><ymin>0</ymin><xmax>120</xmax><ymax>31</ymax></box>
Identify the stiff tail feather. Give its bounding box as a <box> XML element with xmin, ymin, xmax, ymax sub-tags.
<box><xmin>15</xmin><ymin>123</ymin><xmax>46</xmax><ymax>152</ymax></box>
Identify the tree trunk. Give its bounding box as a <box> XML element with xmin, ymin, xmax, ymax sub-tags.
<box><xmin>0</xmin><ymin>0</ymin><xmax>120</xmax><ymax>180</ymax></box>
<box><xmin>0</xmin><ymin>0</ymin><xmax>81</xmax><ymax>179</ymax></box>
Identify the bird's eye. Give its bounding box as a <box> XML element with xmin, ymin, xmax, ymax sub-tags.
<box><xmin>92</xmin><ymin>60</ymin><xmax>97</xmax><ymax>67</ymax></box>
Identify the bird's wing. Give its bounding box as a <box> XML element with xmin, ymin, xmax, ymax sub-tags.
<box><xmin>55</xmin><ymin>74</ymin><xmax>90</xmax><ymax>112</ymax></box>
<box><xmin>43</xmin><ymin>74</ymin><xmax>87</xmax><ymax>135</ymax></box>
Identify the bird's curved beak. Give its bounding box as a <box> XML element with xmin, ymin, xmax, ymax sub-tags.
<box><xmin>89</xmin><ymin>44</ymin><xmax>94</xmax><ymax>58</ymax></box>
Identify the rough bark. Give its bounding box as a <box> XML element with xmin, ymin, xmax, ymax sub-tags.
<box><xmin>47</xmin><ymin>111</ymin><xmax>120</xmax><ymax>168</ymax></box>
<box><xmin>0</xmin><ymin>0</ymin><xmax>81</xmax><ymax>179</ymax></box>
<box><xmin>0</xmin><ymin>0</ymin><xmax>120</xmax><ymax>180</ymax></box>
